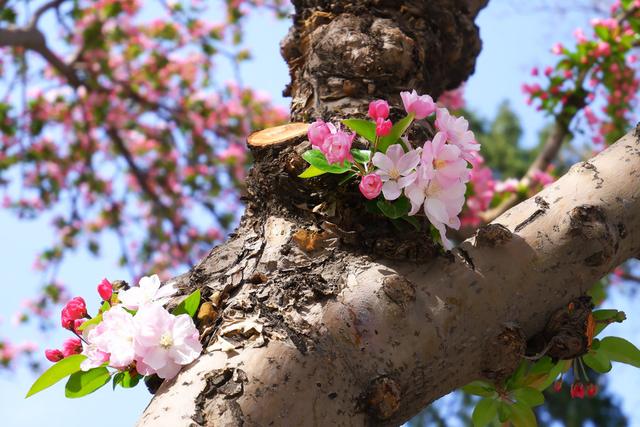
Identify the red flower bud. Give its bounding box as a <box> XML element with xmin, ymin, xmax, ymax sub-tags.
<box><xmin>97</xmin><ymin>278</ymin><xmax>113</xmax><ymax>301</ymax></box>
<box><xmin>61</xmin><ymin>338</ymin><xmax>82</xmax><ymax>358</ymax></box>
<box><xmin>571</xmin><ymin>382</ymin><xmax>585</xmax><ymax>399</ymax></box>
<box><xmin>61</xmin><ymin>308</ymin><xmax>74</xmax><ymax>330</ymax></box>
<box><xmin>587</xmin><ymin>383</ymin><xmax>598</xmax><ymax>397</ymax></box>
<box><xmin>375</xmin><ymin>117</ymin><xmax>392</xmax><ymax>137</ymax></box>
<box><xmin>553</xmin><ymin>379</ymin><xmax>563</xmax><ymax>392</ymax></box>
<box><xmin>44</xmin><ymin>349</ymin><xmax>64</xmax><ymax>362</ymax></box>
<box><xmin>62</xmin><ymin>297</ymin><xmax>87</xmax><ymax>329</ymax></box>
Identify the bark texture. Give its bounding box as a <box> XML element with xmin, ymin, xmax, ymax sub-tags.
<box><xmin>138</xmin><ymin>126</ymin><xmax>640</xmax><ymax>426</ymax></box>
<box><xmin>137</xmin><ymin>1</ymin><xmax>640</xmax><ymax>426</ymax></box>
<box><xmin>282</xmin><ymin>0</ymin><xmax>488</xmax><ymax>121</ymax></box>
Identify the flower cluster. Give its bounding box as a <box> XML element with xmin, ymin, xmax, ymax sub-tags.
<box><xmin>32</xmin><ymin>276</ymin><xmax>202</xmax><ymax>399</ymax></box>
<box><xmin>301</xmin><ymin>91</ymin><xmax>480</xmax><ymax>249</ymax></box>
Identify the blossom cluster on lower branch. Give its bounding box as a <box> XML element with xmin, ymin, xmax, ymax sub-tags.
<box><xmin>300</xmin><ymin>91</ymin><xmax>480</xmax><ymax>249</ymax></box>
<box><xmin>27</xmin><ymin>276</ymin><xmax>202</xmax><ymax>399</ymax></box>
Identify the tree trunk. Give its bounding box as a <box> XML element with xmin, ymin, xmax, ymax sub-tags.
<box><xmin>137</xmin><ymin>1</ymin><xmax>640</xmax><ymax>426</ymax></box>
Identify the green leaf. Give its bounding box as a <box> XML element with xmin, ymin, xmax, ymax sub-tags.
<box><xmin>173</xmin><ymin>289</ymin><xmax>201</xmax><ymax>317</ymax></box>
<box><xmin>342</xmin><ymin>119</ymin><xmax>376</xmax><ymax>143</ymax></box>
<box><xmin>77</xmin><ymin>314</ymin><xmax>103</xmax><ymax>332</ymax></box>
<box><xmin>298</xmin><ymin>165</ymin><xmax>327</xmax><ymax>178</ymax></box>
<box><xmin>462</xmin><ymin>380</ymin><xmax>496</xmax><ymax>398</ymax></box>
<box><xmin>510</xmin><ymin>401</ymin><xmax>538</xmax><ymax>427</ymax></box>
<box><xmin>583</xmin><ymin>349</ymin><xmax>612</xmax><ymax>373</ymax></box>
<box><xmin>599</xmin><ymin>336</ymin><xmax>640</xmax><ymax>367</ymax></box>
<box><xmin>472</xmin><ymin>398</ymin><xmax>498</xmax><ymax>427</ymax></box>
<box><xmin>513</xmin><ymin>387</ymin><xmax>544</xmax><ymax>407</ymax></box>
<box><xmin>26</xmin><ymin>355</ymin><xmax>86</xmax><ymax>398</ymax></box>
<box><xmin>376</xmin><ymin>197</ymin><xmax>410</xmax><ymax>219</ymax></box>
<box><xmin>497</xmin><ymin>402</ymin><xmax>512</xmax><ymax>423</ymax></box>
<box><xmin>350</xmin><ymin>149</ymin><xmax>371</xmax><ymax>164</ymax></box>
<box><xmin>301</xmin><ymin>149</ymin><xmax>352</xmax><ymax>174</ymax></box>
<box><xmin>378</xmin><ymin>115</ymin><xmax>414</xmax><ymax>152</ymax></box>
<box><xmin>594</xmin><ymin>25</ymin><xmax>610</xmax><ymax>41</ymax></box>
<box><xmin>65</xmin><ymin>367</ymin><xmax>111</xmax><ymax>398</ymax></box>
<box><xmin>113</xmin><ymin>371</ymin><xmax>140</xmax><ymax>389</ymax></box>
<box><xmin>593</xmin><ymin>309</ymin><xmax>626</xmax><ymax>336</ymax></box>
<box><xmin>401</xmin><ymin>215</ymin><xmax>421</xmax><ymax>231</ymax></box>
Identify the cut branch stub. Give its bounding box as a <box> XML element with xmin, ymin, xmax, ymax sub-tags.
<box><xmin>247</xmin><ymin>122</ymin><xmax>309</xmax><ymax>148</ymax></box>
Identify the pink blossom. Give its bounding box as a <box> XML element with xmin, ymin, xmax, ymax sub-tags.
<box><xmin>368</xmin><ymin>100</ymin><xmax>390</xmax><ymax>120</ymax></box>
<box><xmin>118</xmin><ymin>274</ymin><xmax>177</xmax><ymax>311</ymax></box>
<box><xmin>63</xmin><ymin>297</ymin><xmax>87</xmax><ymax>319</ymax></box>
<box><xmin>375</xmin><ymin>118</ymin><xmax>392</xmax><ymax>137</ymax></box>
<box><xmin>405</xmin><ymin>172</ymin><xmax>466</xmax><ymax>250</ymax></box>
<box><xmin>400</xmin><ymin>90</ymin><xmax>436</xmax><ymax>119</ymax></box>
<box><xmin>434</xmin><ymin>108</ymin><xmax>480</xmax><ymax>161</ymax></box>
<box><xmin>359</xmin><ymin>174</ymin><xmax>383</xmax><ymax>200</ymax></box>
<box><xmin>98</xmin><ymin>278</ymin><xmax>113</xmax><ymax>301</ymax></box>
<box><xmin>372</xmin><ymin>144</ymin><xmax>420</xmax><ymax>200</ymax></box>
<box><xmin>551</xmin><ymin>42</ymin><xmax>565</xmax><ymax>55</ymax></box>
<box><xmin>45</xmin><ymin>349</ymin><xmax>64</xmax><ymax>362</ymax></box>
<box><xmin>307</xmin><ymin>119</ymin><xmax>335</xmax><ymax>150</ymax></box>
<box><xmin>86</xmin><ymin>305</ymin><xmax>137</xmax><ymax>368</ymax></box>
<box><xmin>495</xmin><ymin>178</ymin><xmax>519</xmax><ymax>193</ymax></box>
<box><xmin>420</xmin><ymin>132</ymin><xmax>469</xmax><ymax>187</ymax></box>
<box><xmin>323</xmin><ymin>131</ymin><xmax>354</xmax><ymax>165</ymax></box>
<box><xmin>62</xmin><ymin>338</ymin><xmax>82</xmax><ymax>358</ymax></box>
<box><xmin>133</xmin><ymin>304</ymin><xmax>202</xmax><ymax>379</ymax></box>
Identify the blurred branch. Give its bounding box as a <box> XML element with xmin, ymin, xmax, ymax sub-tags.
<box><xmin>0</xmin><ymin>26</ymin><xmax>81</xmax><ymax>87</ymax></box>
<box><xmin>30</xmin><ymin>0</ymin><xmax>68</xmax><ymax>28</ymax></box>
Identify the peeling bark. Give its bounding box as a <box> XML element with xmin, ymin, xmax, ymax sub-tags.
<box><xmin>138</xmin><ymin>128</ymin><xmax>640</xmax><ymax>426</ymax></box>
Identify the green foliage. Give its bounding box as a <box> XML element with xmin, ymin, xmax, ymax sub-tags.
<box><xmin>342</xmin><ymin>119</ymin><xmax>376</xmax><ymax>143</ymax></box>
<box><xmin>26</xmin><ymin>355</ymin><xmax>86</xmax><ymax>397</ymax></box>
<box><xmin>300</xmin><ymin>150</ymin><xmax>352</xmax><ymax>175</ymax></box>
<box><xmin>378</xmin><ymin>115</ymin><xmax>414</xmax><ymax>152</ymax></box>
<box><xmin>172</xmin><ymin>289</ymin><xmax>201</xmax><ymax>317</ymax></box>
<box><xmin>376</xmin><ymin>197</ymin><xmax>410</xmax><ymax>219</ymax></box>
<box><xmin>65</xmin><ymin>367</ymin><xmax>111</xmax><ymax>398</ymax></box>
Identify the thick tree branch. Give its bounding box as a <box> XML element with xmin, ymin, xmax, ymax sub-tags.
<box><xmin>0</xmin><ymin>27</ymin><xmax>81</xmax><ymax>87</ymax></box>
<box><xmin>137</xmin><ymin>128</ymin><xmax>640</xmax><ymax>426</ymax></box>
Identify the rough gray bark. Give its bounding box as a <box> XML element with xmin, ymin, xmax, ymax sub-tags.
<box><xmin>136</xmin><ymin>1</ymin><xmax>640</xmax><ymax>426</ymax></box>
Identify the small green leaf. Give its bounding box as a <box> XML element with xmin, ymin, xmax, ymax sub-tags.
<box><xmin>342</xmin><ymin>119</ymin><xmax>376</xmax><ymax>143</ymax></box>
<box><xmin>472</xmin><ymin>398</ymin><xmax>498</xmax><ymax>427</ymax></box>
<box><xmin>497</xmin><ymin>402</ymin><xmax>512</xmax><ymax>423</ymax></box>
<box><xmin>599</xmin><ymin>336</ymin><xmax>640</xmax><ymax>367</ymax></box>
<box><xmin>113</xmin><ymin>371</ymin><xmax>141</xmax><ymax>389</ymax></box>
<box><xmin>401</xmin><ymin>215</ymin><xmax>421</xmax><ymax>231</ymax></box>
<box><xmin>65</xmin><ymin>367</ymin><xmax>111</xmax><ymax>398</ymax></box>
<box><xmin>376</xmin><ymin>197</ymin><xmax>410</xmax><ymax>219</ymax></box>
<box><xmin>462</xmin><ymin>380</ymin><xmax>496</xmax><ymax>398</ymax></box>
<box><xmin>378</xmin><ymin>115</ymin><xmax>414</xmax><ymax>152</ymax></box>
<box><xmin>301</xmin><ymin>149</ymin><xmax>352</xmax><ymax>174</ymax></box>
<box><xmin>173</xmin><ymin>289</ymin><xmax>201</xmax><ymax>317</ymax></box>
<box><xmin>298</xmin><ymin>165</ymin><xmax>327</xmax><ymax>178</ymax></box>
<box><xmin>583</xmin><ymin>350</ymin><xmax>612</xmax><ymax>373</ymax></box>
<box><xmin>513</xmin><ymin>387</ymin><xmax>544</xmax><ymax>407</ymax></box>
<box><xmin>350</xmin><ymin>149</ymin><xmax>371</xmax><ymax>164</ymax></box>
<box><xmin>510</xmin><ymin>401</ymin><xmax>538</xmax><ymax>427</ymax></box>
<box><xmin>77</xmin><ymin>314</ymin><xmax>103</xmax><ymax>332</ymax></box>
<box><xmin>26</xmin><ymin>355</ymin><xmax>86</xmax><ymax>398</ymax></box>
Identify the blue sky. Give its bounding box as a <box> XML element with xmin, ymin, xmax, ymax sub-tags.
<box><xmin>1</xmin><ymin>2</ymin><xmax>639</xmax><ymax>426</ymax></box>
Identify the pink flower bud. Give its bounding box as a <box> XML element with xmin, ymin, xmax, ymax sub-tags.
<box><xmin>45</xmin><ymin>349</ymin><xmax>64</xmax><ymax>362</ymax></box>
<box><xmin>400</xmin><ymin>90</ymin><xmax>435</xmax><ymax>119</ymax></box>
<box><xmin>98</xmin><ymin>278</ymin><xmax>113</xmax><ymax>301</ymax></box>
<box><xmin>63</xmin><ymin>297</ymin><xmax>87</xmax><ymax>320</ymax></box>
<box><xmin>587</xmin><ymin>383</ymin><xmax>598</xmax><ymax>397</ymax></box>
<box><xmin>368</xmin><ymin>100</ymin><xmax>390</xmax><ymax>120</ymax></box>
<box><xmin>61</xmin><ymin>308</ymin><xmax>74</xmax><ymax>330</ymax></box>
<box><xmin>375</xmin><ymin>118</ymin><xmax>392</xmax><ymax>137</ymax></box>
<box><xmin>359</xmin><ymin>174</ymin><xmax>383</xmax><ymax>200</ymax></box>
<box><xmin>571</xmin><ymin>382</ymin><xmax>585</xmax><ymax>399</ymax></box>
<box><xmin>61</xmin><ymin>338</ymin><xmax>82</xmax><ymax>358</ymax></box>
<box><xmin>307</xmin><ymin>120</ymin><xmax>334</xmax><ymax>150</ymax></box>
